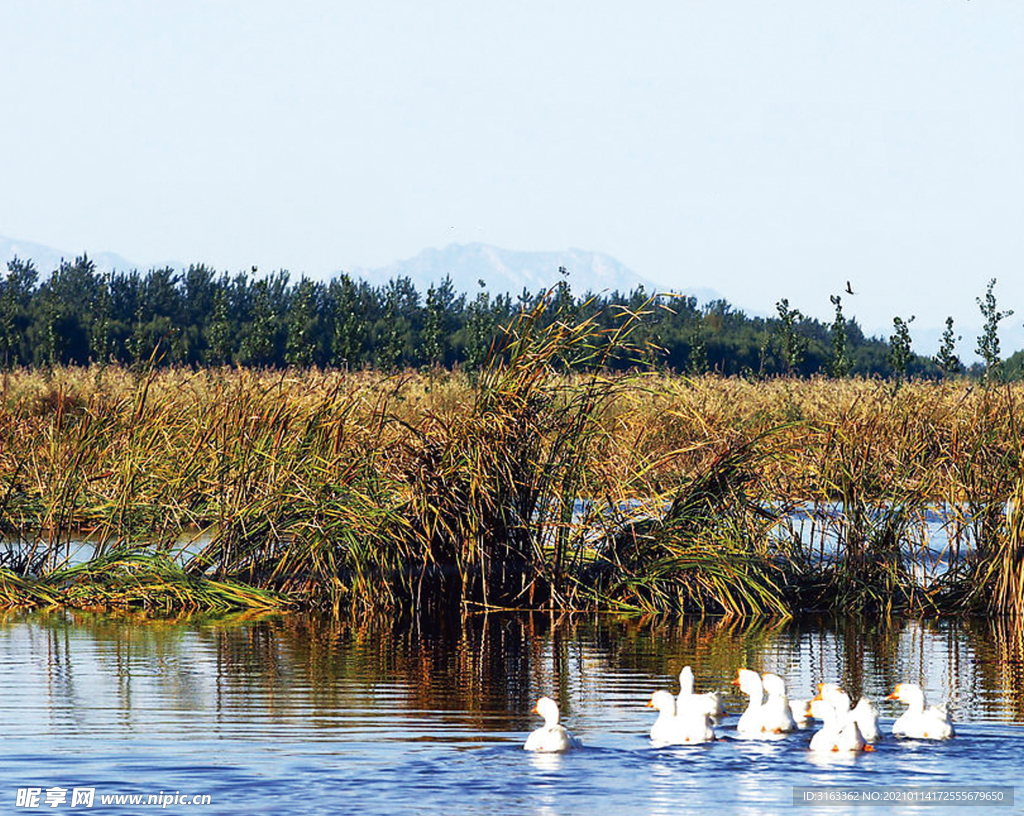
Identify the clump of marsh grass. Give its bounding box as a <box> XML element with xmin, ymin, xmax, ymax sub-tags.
<box><xmin>179</xmin><ymin>375</ymin><xmax>412</xmax><ymax>613</ymax></box>
<box><xmin>582</xmin><ymin>437</ymin><xmax>793</xmax><ymax>617</ymax></box>
<box><xmin>810</xmin><ymin>412</ymin><xmax>937</xmax><ymax>615</ymax></box>
<box><xmin>937</xmin><ymin>387</ymin><xmax>1024</xmax><ymax>617</ymax></box>
<box><xmin>0</xmin><ymin>567</ymin><xmax>62</xmax><ymax>607</ymax></box>
<box><xmin>954</xmin><ymin>472</ymin><xmax>1024</xmax><ymax>618</ymax></box>
<box><xmin>989</xmin><ymin>482</ymin><xmax>1024</xmax><ymax>618</ymax></box>
<box><xmin>396</xmin><ymin>290</ymin><xmax>654</xmax><ymax>611</ymax></box>
<box><xmin>0</xmin><ymin>551</ymin><xmax>287</xmax><ymax>611</ymax></box>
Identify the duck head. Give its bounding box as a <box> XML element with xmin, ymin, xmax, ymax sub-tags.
<box><xmin>678</xmin><ymin>666</ymin><xmax>695</xmax><ymax>696</ymax></box>
<box><xmin>732</xmin><ymin>668</ymin><xmax>764</xmax><ymax>698</ymax></box>
<box><xmin>534</xmin><ymin>696</ymin><xmax>561</xmax><ymax>727</ymax></box>
<box><xmin>647</xmin><ymin>690</ymin><xmax>677</xmax><ymax>715</ymax></box>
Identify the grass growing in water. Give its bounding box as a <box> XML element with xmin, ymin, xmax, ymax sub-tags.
<box><xmin>582</xmin><ymin>438</ymin><xmax>791</xmax><ymax>617</ymax></box>
<box><xmin>2</xmin><ymin>317</ymin><xmax>1024</xmax><ymax>616</ymax></box>
<box><xmin>0</xmin><ymin>551</ymin><xmax>286</xmax><ymax>611</ymax></box>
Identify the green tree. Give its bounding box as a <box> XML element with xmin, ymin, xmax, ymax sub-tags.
<box><xmin>137</xmin><ymin>266</ymin><xmax>181</xmax><ymax>363</ymax></box>
<box><xmin>829</xmin><ymin>296</ymin><xmax>851</xmax><ymax>378</ymax></box>
<box><xmin>33</xmin><ymin>255</ymin><xmax>98</xmax><ymax>365</ymax></box>
<box><xmin>422</xmin><ymin>276</ymin><xmax>457</xmax><ymax>368</ymax></box>
<box><xmin>686</xmin><ymin>327</ymin><xmax>708</xmax><ymax>375</ymax></box>
<box><xmin>240</xmin><ymin>279</ymin><xmax>278</xmax><ymax>366</ymax></box>
<box><xmin>0</xmin><ymin>255</ymin><xmax>951</xmax><ymax>378</ymax></box>
<box><xmin>463</xmin><ymin>280</ymin><xmax>495</xmax><ymax>372</ymax></box>
<box><xmin>775</xmin><ymin>298</ymin><xmax>807</xmax><ymax>375</ymax></box>
<box><xmin>40</xmin><ymin>297</ymin><xmax>62</xmax><ymax>368</ymax></box>
<box><xmin>285</xmin><ymin>278</ymin><xmax>319</xmax><ymax>367</ymax></box>
<box><xmin>90</xmin><ymin>272</ymin><xmax>113</xmax><ymax>364</ymax></box>
<box><xmin>180</xmin><ymin>264</ymin><xmax>217</xmax><ymax>364</ymax></box>
<box><xmin>127</xmin><ymin>305</ymin><xmax>147</xmax><ymax>369</ymax></box>
<box><xmin>976</xmin><ymin>278</ymin><xmax>1013</xmax><ymax>382</ymax></box>
<box><xmin>0</xmin><ymin>257</ymin><xmax>37</xmax><ymax>367</ymax></box>
<box><xmin>888</xmin><ymin>315</ymin><xmax>915</xmax><ymax>385</ymax></box>
<box><xmin>375</xmin><ymin>279</ymin><xmax>413</xmax><ymax>372</ymax></box>
<box><xmin>207</xmin><ymin>285</ymin><xmax>233</xmax><ymax>365</ymax></box>
<box><xmin>329</xmin><ymin>275</ymin><xmax>365</xmax><ymax>368</ymax></box>
<box><xmin>552</xmin><ymin>267</ymin><xmax>577</xmax><ymax>324</ymax></box>
<box><xmin>935</xmin><ymin>316</ymin><xmax>962</xmax><ymax>378</ymax></box>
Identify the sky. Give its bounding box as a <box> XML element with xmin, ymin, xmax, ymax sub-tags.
<box><xmin>1</xmin><ymin>1</ymin><xmax>1022</xmax><ymax>354</ymax></box>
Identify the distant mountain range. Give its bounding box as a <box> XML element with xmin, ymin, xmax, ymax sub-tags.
<box><xmin>0</xmin><ymin>235</ymin><xmax>136</xmax><ymax>277</ymax></box>
<box><xmin>0</xmin><ymin>234</ymin><xmax>722</xmax><ymax>304</ymax></box>
<box><xmin>350</xmin><ymin>243</ymin><xmax>663</xmax><ymax>299</ymax></box>
<box><xmin>351</xmin><ymin>242</ymin><xmax>723</xmax><ymax>303</ymax></box>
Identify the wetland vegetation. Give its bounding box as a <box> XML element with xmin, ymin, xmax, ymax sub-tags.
<box><xmin>1</xmin><ymin>285</ymin><xmax>1023</xmax><ymax>620</ymax></box>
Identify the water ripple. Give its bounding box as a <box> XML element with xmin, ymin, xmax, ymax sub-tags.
<box><xmin>0</xmin><ymin>610</ymin><xmax>1021</xmax><ymax>814</ymax></box>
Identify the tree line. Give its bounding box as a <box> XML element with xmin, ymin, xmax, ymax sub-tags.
<box><xmin>0</xmin><ymin>254</ymin><xmax>1008</xmax><ymax>378</ymax></box>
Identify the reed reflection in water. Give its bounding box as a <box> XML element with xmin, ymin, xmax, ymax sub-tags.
<box><xmin>0</xmin><ymin>609</ymin><xmax>1021</xmax><ymax>815</ymax></box>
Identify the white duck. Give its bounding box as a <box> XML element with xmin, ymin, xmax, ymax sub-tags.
<box><xmin>677</xmin><ymin>666</ymin><xmax>726</xmax><ymax>724</ymax></box>
<box><xmin>887</xmin><ymin>683</ymin><xmax>954</xmax><ymax>740</ymax></box>
<box><xmin>833</xmin><ymin>719</ymin><xmax>870</xmax><ymax>752</ymax></box>
<box><xmin>809</xmin><ymin>691</ymin><xmax>872</xmax><ymax>753</ymax></box>
<box><xmin>760</xmin><ymin>673</ymin><xmax>797</xmax><ymax>733</ymax></box>
<box><xmin>524</xmin><ymin>696</ymin><xmax>582</xmax><ymax>752</ymax></box>
<box><xmin>808</xmin><ymin>697</ymin><xmax>838</xmax><ymax>751</ymax></box>
<box><xmin>647</xmin><ymin>690</ymin><xmax>715</xmax><ymax>745</ymax></box>
<box><xmin>817</xmin><ymin>683</ymin><xmax>852</xmax><ymax>715</ymax></box>
<box><xmin>733</xmin><ymin>669</ymin><xmax>768</xmax><ymax>736</ymax></box>
<box><xmin>852</xmin><ymin>696</ymin><xmax>881</xmax><ymax>743</ymax></box>
<box><xmin>816</xmin><ymin>682</ymin><xmax>879</xmax><ymax>743</ymax></box>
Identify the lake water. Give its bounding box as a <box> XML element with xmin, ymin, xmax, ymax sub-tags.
<box><xmin>0</xmin><ymin>609</ymin><xmax>1022</xmax><ymax>814</ymax></box>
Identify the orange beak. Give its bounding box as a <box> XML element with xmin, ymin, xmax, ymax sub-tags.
<box><xmin>532</xmin><ymin>703</ymin><xmax>539</xmax><ymax>714</ymax></box>
<box><xmin>645</xmin><ymin>696</ymin><xmax>655</xmax><ymax>708</ymax></box>
<box><xmin>885</xmin><ymin>688</ymin><xmax>899</xmax><ymax>701</ymax></box>
<box><xmin>863</xmin><ymin>744</ymin><xmax>875</xmax><ymax>752</ymax></box>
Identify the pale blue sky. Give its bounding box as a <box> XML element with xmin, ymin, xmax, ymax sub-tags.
<box><xmin>1</xmin><ymin>1</ymin><xmax>1022</xmax><ymax>352</ymax></box>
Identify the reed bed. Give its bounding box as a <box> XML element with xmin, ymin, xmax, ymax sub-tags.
<box><xmin>1</xmin><ymin>312</ymin><xmax>1024</xmax><ymax>617</ymax></box>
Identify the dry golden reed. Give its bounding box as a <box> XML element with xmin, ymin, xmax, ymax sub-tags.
<box><xmin>1</xmin><ymin>357</ymin><xmax>1023</xmax><ymax>617</ymax></box>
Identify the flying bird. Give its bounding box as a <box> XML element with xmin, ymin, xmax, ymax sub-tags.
<box><xmin>845</xmin><ymin>281</ymin><xmax>856</xmax><ymax>295</ymax></box>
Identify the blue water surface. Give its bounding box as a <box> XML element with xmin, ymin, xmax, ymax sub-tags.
<box><xmin>0</xmin><ymin>610</ymin><xmax>1021</xmax><ymax>815</ymax></box>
